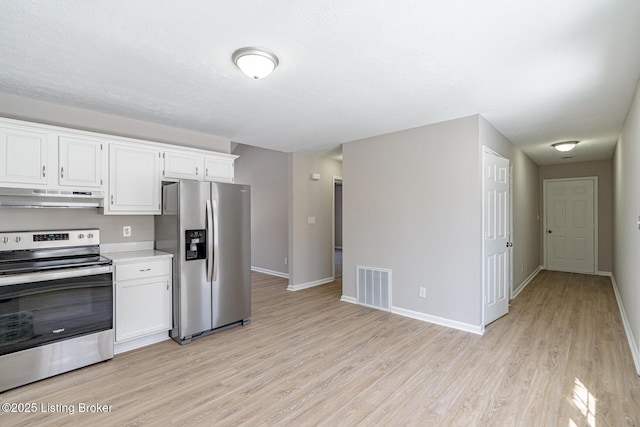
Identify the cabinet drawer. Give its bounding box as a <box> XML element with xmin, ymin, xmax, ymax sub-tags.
<box><xmin>115</xmin><ymin>259</ymin><xmax>171</xmax><ymax>281</ymax></box>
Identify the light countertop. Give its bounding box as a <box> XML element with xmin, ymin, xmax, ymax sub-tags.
<box><xmin>102</xmin><ymin>250</ymin><xmax>173</xmax><ymax>263</ymax></box>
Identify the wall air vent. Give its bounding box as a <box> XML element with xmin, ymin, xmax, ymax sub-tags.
<box><xmin>356</xmin><ymin>265</ymin><xmax>392</xmax><ymax>311</ymax></box>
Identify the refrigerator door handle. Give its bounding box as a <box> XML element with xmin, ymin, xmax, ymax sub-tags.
<box><xmin>212</xmin><ymin>199</ymin><xmax>219</xmax><ymax>282</ymax></box>
<box><xmin>206</xmin><ymin>199</ymin><xmax>214</xmax><ymax>282</ymax></box>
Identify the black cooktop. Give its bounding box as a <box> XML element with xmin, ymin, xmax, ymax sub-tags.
<box><xmin>0</xmin><ymin>255</ymin><xmax>112</xmax><ymax>276</ymax></box>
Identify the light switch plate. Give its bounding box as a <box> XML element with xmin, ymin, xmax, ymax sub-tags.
<box><xmin>123</xmin><ymin>226</ymin><xmax>132</xmax><ymax>237</ymax></box>
<box><xmin>308</xmin><ymin>216</ymin><xmax>316</xmax><ymax>224</ymax></box>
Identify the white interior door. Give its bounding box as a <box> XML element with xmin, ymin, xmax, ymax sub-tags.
<box><xmin>545</xmin><ymin>178</ymin><xmax>595</xmax><ymax>273</ymax></box>
<box><xmin>483</xmin><ymin>149</ymin><xmax>511</xmax><ymax>326</ymax></box>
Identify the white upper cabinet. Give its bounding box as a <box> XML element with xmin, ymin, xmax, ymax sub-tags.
<box><xmin>0</xmin><ymin>126</ymin><xmax>50</xmax><ymax>187</ymax></box>
<box><xmin>163</xmin><ymin>150</ymin><xmax>204</xmax><ymax>181</ymax></box>
<box><xmin>204</xmin><ymin>155</ymin><xmax>235</xmax><ymax>183</ymax></box>
<box><xmin>0</xmin><ymin>118</ymin><xmax>236</xmax><ymax>213</ymax></box>
<box><xmin>164</xmin><ymin>150</ymin><xmax>236</xmax><ymax>183</ymax></box>
<box><xmin>106</xmin><ymin>143</ymin><xmax>161</xmax><ymax>214</ymax></box>
<box><xmin>58</xmin><ymin>136</ymin><xmax>104</xmax><ymax>189</ymax></box>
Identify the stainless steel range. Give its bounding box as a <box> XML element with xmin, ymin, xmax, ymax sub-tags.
<box><xmin>0</xmin><ymin>229</ymin><xmax>113</xmax><ymax>392</ymax></box>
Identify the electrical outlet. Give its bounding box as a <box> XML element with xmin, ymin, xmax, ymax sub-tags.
<box><xmin>123</xmin><ymin>226</ymin><xmax>132</xmax><ymax>237</ymax></box>
<box><xmin>284</xmin><ymin>257</ymin><xmax>288</xmax><ymax>265</ymax></box>
<box><xmin>419</xmin><ymin>287</ymin><xmax>426</xmax><ymax>298</ymax></box>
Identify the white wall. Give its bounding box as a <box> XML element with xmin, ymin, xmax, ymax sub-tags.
<box><xmin>0</xmin><ymin>92</ymin><xmax>230</xmax><ymax>153</ymax></box>
<box><xmin>0</xmin><ymin>208</ymin><xmax>153</xmax><ymax>244</ymax></box>
<box><xmin>613</xmin><ymin>79</ymin><xmax>640</xmax><ymax>371</ymax></box>
<box><xmin>288</xmin><ymin>152</ymin><xmax>342</xmax><ymax>288</ymax></box>
<box><xmin>343</xmin><ymin>115</ymin><xmax>540</xmax><ymax>330</ymax></box>
<box><xmin>343</xmin><ymin>115</ymin><xmax>482</xmax><ymax>326</ymax></box>
<box><xmin>233</xmin><ymin>144</ymin><xmax>289</xmax><ymax>277</ymax></box>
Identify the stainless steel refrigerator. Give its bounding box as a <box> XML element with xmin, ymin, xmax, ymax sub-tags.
<box><xmin>155</xmin><ymin>180</ymin><xmax>251</xmax><ymax>344</ymax></box>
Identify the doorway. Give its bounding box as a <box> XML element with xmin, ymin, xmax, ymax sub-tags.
<box><xmin>482</xmin><ymin>148</ymin><xmax>511</xmax><ymax>326</ymax></box>
<box><xmin>543</xmin><ymin>177</ymin><xmax>597</xmax><ymax>274</ymax></box>
<box><xmin>333</xmin><ymin>177</ymin><xmax>343</xmax><ymax>279</ymax></box>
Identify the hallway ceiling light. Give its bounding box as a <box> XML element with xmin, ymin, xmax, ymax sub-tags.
<box><xmin>552</xmin><ymin>141</ymin><xmax>579</xmax><ymax>152</ymax></box>
<box><xmin>232</xmin><ymin>47</ymin><xmax>279</xmax><ymax>80</ymax></box>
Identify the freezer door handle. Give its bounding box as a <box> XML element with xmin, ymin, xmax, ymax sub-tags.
<box><xmin>212</xmin><ymin>199</ymin><xmax>219</xmax><ymax>282</ymax></box>
<box><xmin>206</xmin><ymin>199</ymin><xmax>214</xmax><ymax>282</ymax></box>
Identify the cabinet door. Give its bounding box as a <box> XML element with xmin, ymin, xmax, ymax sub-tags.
<box><xmin>0</xmin><ymin>127</ymin><xmax>49</xmax><ymax>186</ymax></box>
<box><xmin>204</xmin><ymin>155</ymin><xmax>234</xmax><ymax>183</ymax></box>
<box><xmin>115</xmin><ymin>275</ymin><xmax>172</xmax><ymax>342</ymax></box>
<box><xmin>163</xmin><ymin>151</ymin><xmax>203</xmax><ymax>181</ymax></box>
<box><xmin>58</xmin><ymin>136</ymin><xmax>103</xmax><ymax>189</ymax></box>
<box><xmin>107</xmin><ymin>143</ymin><xmax>161</xmax><ymax>214</ymax></box>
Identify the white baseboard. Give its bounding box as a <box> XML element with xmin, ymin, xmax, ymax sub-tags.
<box><xmin>391</xmin><ymin>306</ymin><xmax>484</xmax><ymax>335</ymax></box>
<box><xmin>287</xmin><ymin>277</ymin><xmax>334</xmax><ymax>291</ymax></box>
<box><xmin>609</xmin><ymin>274</ymin><xmax>640</xmax><ymax>376</ymax></box>
<box><xmin>512</xmin><ymin>265</ymin><xmax>543</xmax><ymax>299</ymax></box>
<box><xmin>340</xmin><ymin>295</ymin><xmax>357</xmax><ymax>304</ymax></box>
<box><xmin>251</xmin><ymin>266</ymin><xmax>289</xmax><ymax>279</ymax></box>
<box><xmin>597</xmin><ymin>271</ymin><xmax>613</xmax><ymax>277</ymax></box>
<box><xmin>340</xmin><ymin>296</ymin><xmax>482</xmax><ymax>335</ymax></box>
<box><xmin>114</xmin><ymin>331</ymin><xmax>170</xmax><ymax>355</ymax></box>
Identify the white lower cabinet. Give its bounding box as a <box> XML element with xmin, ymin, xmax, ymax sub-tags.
<box><xmin>111</xmin><ymin>254</ymin><xmax>173</xmax><ymax>353</ymax></box>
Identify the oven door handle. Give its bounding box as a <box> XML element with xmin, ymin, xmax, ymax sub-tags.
<box><xmin>0</xmin><ymin>265</ymin><xmax>113</xmax><ymax>287</ymax></box>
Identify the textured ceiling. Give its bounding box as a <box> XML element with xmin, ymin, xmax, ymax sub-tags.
<box><xmin>0</xmin><ymin>0</ymin><xmax>639</xmax><ymax>165</ymax></box>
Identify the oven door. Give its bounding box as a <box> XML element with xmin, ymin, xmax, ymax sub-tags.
<box><xmin>0</xmin><ymin>265</ymin><xmax>113</xmax><ymax>357</ymax></box>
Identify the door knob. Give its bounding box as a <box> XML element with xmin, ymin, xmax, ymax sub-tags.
<box><xmin>547</xmin><ymin>230</ymin><xmax>552</xmax><ymax>234</ymax></box>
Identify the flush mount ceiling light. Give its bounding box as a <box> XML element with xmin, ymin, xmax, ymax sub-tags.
<box><xmin>552</xmin><ymin>141</ymin><xmax>579</xmax><ymax>152</ymax></box>
<box><xmin>232</xmin><ymin>47</ymin><xmax>279</xmax><ymax>80</ymax></box>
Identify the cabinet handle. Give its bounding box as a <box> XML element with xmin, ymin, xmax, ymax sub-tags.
<box><xmin>166</xmin><ymin>281</ymin><xmax>169</xmax><ymax>290</ymax></box>
<box><xmin>42</xmin><ymin>165</ymin><xmax>46</xmax><ymax>177</ymax></box>
<box><xmin>60</xmin><ymin>166</ymin><xmax>64</xmax><ymax>178</ymax></box>
<box><xmin>110</xmin><ymin>195</ymin><xmax>114</xmax><ymax>205</ymax></box>
<box><xmin>205</xmin><ymin>168</ymin><xmax>208</xmax><ymax>177</ymax></box>
<box><xmin>139</xmin><ymin>268</ymin><xmax>151</xmax><ymax>272</ymax></box>
<box><xmin>195</xmin><ymin>166</ymin><xmax>199</xmax><ymax>176</ymax></box>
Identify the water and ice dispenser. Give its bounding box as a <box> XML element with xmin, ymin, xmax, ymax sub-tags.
<box><xmin>185</xmin><ymin>229</ymin><xmax>206</xmax><ymax>261</ymax></box>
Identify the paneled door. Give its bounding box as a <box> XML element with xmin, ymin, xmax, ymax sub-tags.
<box><xmin>0</xmin><ymin>126</ymin><xmax>49</xmax><ymax>186</ymax></box>
<box><xmin>544</xmin><ymin>178</ymin><xmax>596</xmax><ymax>273</ymax></box>
<box><xmin>107</xmin><ymin>143</ymin><xmax>161</xmax><ymax>214</ymax></box>
<box><xmin>58</xmin><ymin>136</ymin><xmax>103</xmax><ymax>189</ymax></box>
<box><xmin>482</xmin><ymin>149</ymin><xmax>511</xmax><ymax>326</ymax></box>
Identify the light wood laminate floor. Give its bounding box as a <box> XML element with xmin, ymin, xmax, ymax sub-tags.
<box><xmin>2</xmin><ymin>270</ymin><xmax>639</xmax><ymax>426</ymax></box>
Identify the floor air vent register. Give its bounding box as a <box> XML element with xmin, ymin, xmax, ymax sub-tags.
<box><xmin>356</xmin><ymin>266</ymin><xmax>392</xmax><ymax>311</ymax></box>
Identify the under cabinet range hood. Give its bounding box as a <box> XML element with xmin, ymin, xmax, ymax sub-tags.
<box><xmin>0</xmin><ymin>187</ymin><xmax>104</xmax><ymax>208</ymax></box>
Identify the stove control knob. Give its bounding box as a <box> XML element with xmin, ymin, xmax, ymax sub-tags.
<box><xmin>87</xmin><ymin>233</ymin><xmax>94</xmax><ymax>239</ymax></box>
<box><xmin>78</xmin><ymin>233</ymin><xmax>85</xmax><ymax>239</ymax></box>
<box><xmin>14</xmin><ymin>236</ymin><xmax>21</xmax><ymax>243</ymax></box>
<box><xmin>1</xmin><ymin>237</ymin><xmax>8</xmax><ymax>244</ymax></box>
